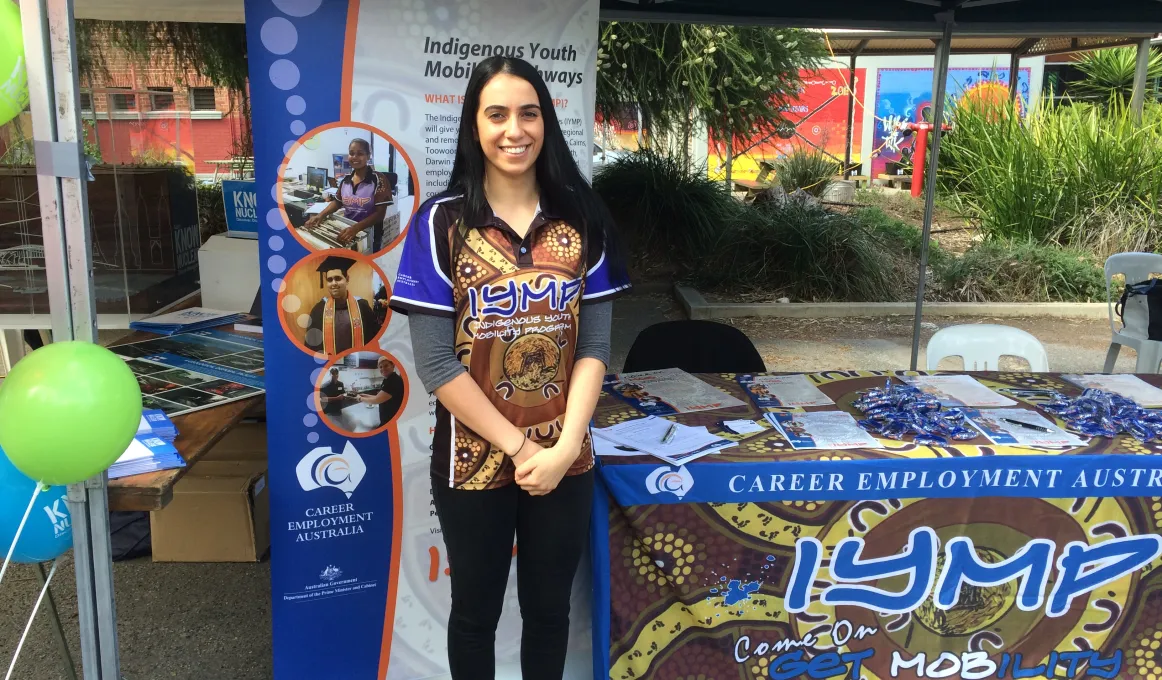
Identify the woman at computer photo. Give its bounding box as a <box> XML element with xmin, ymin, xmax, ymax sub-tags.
<box><xmin>389</xmin><ymin>56</ymin><xmax>630</xmax><ymax>679</ymax></box>
<box><xmin>304</xmin><ymin>138</ymin><xmax>392</xmax><ymax>252</ymax></box>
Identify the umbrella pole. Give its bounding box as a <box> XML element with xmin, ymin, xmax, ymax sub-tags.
<box><xmin>910</xmin><ymin>16</ymin><xmax>954</xmax><ymax>371</ymax></box>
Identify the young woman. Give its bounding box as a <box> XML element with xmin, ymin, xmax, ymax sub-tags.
<box><xmin>304</xmin><ymin>138</ymin><xmax>391</xmax><ymax>251</ymax></box>
<box><xmin>390</xmin><ymin>56</ymin><xmax>629</xmax><ymax>679</ymax></box>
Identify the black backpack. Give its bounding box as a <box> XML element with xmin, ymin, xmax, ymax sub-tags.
<box><xmin>1117</xmin><ymin>279</ymin><xmax>1162</xmax><ymax>340</ymax></box>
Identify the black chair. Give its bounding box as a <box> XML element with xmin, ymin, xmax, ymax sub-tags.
<box><xmin>622</xmin><ymin>320</ymin><xmax>766</xmax><ymax>373</ymax></box>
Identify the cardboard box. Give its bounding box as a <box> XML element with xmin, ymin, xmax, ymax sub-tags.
<box><xmin>150</xmin><ymin>459</ymin><xmax>270</xmax><ymax>562</ymax></box>
<box><xmin>202</xmin><ymin>421</ymin><xmax>268</xmax><ymax>462</ymax></box>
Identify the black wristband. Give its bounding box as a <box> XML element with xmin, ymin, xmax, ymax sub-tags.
<box><xmin>506</xmin><ymin>433</ymin><xmax>527</xmax><ymax>458</ymax></box>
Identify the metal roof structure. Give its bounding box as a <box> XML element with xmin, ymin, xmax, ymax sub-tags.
<box><xmin>600</xmin><ymin>0</ymin><xmax>1162</xmax><ymax>34</ymax></box>
<box><xmin>822</xmin><ymin>31</ymin><xmax>1158</xmax><ymax>57</ymax></box>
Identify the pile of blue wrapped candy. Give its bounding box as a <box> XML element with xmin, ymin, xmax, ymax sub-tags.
<box><xmin>1041</xmin><ymin>388</ymin><xmax>1162</xmax><ymax>442</ymax></box>
<box><xmin>852</xmin><ymin>379</ymin><xmax>978</xmax><ymax>445</ymax></box>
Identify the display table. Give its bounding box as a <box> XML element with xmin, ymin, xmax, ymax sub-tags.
<box><xmin>592</xmin><ymin>370</ymin><xmax>1162</xmax><ymax>680</ymax></box>
<box><xmin>106</xmin><ymin>330</ymin><xmax>264</xmax><ymax>512</ymax></box>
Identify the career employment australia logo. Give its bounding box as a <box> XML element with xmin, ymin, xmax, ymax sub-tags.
<box><xmin>297</xmin><ymin>442</ymin><xmax>366</xmax><ymax>498</ymax></box>
<box><xmin>646</xmin><ymin>465</ymin><xmax>693</xmax><ymax>499</ymax></box>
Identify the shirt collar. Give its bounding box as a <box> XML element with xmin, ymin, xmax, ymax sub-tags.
<box><xmin>483</xmin><ymin>195</ymin><xmax>562</xmax><ymax>231</ymax></box>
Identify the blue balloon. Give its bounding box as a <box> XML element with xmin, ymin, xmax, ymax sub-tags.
<box><xmin>0</xmin><ymin>445</ymin><xmax>72</xmax><ymax>563</ymax></box>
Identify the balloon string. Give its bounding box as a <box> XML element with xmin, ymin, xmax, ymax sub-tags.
<box><xmin>0</xmin><ymin>484</ymin><xmax>41</xmax><ymax>588</ymax></box>
<box><xmin>4</xmin><ymin>559</ymin><xmax>58</xmax><ymax>680</ymax></box>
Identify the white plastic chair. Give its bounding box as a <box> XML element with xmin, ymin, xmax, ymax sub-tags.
<box><xmin>925</xmin><ymin>324</ymin><xmax>1049</xmax><ymax>372</ymax></box>
<box><xmin>1103</xmin><ymin>252</ymin><xmax>1162</xmax><ymax>374</ymax></box>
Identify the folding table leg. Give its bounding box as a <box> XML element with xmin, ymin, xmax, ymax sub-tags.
<box><xmin>35</xmin><ymin>562</ymin><xmax>78</xmax><ymax>680</ymax></box>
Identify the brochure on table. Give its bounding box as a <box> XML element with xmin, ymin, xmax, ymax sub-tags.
<box><xmin>738</xmin><ymin>374</ymin><xmax>834</xmax><ymax>408</ymax></box>
<box><xmin>606</xmin><ymin>368</ymin><xmax>746</xmax><ymax>415</ymax></box>
<box><xmin>111</xmin><ymin>330</ymin><xmax>265</xmax><ymax>417</ymax></box>
<box><xmin>1064</xmin><ymin>374</ymin><xmax>1162</xmax><ymax>407</ymax></box>
<box><xmin>766</xmin><ymin>411</ymin><xmax>884</xmax><ymax>450</ymax></box>
<box><xmin>129</xmin><ymin>307</ymin><xmax>250</xmax><ymax>335</ymax></box>
<box><xmin>902</xmin><ymin>374</ymin><xmax>1017</xmax><ymax>407</ymax></box>
<box><xmin>965</xmin><ymin>408</ymin><xmax>1087</xmax><ymax>449</ymax></box>
<box><xmin>593</xmin><ymin>416</ymin><xmax>737</xmax><ymax>465</ymax></box>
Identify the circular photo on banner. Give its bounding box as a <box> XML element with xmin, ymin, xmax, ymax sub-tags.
<box><xmin>278</xmin><ymin>250</ymin><xmax>391</xmax><ymax>358</ymax></box>
<box><xmin>315</xmin><ymin>349</ymin><xmax>409</xmax><ymax>437</ymax></box>
<box><xmin>277</xmin><ymin>122</ymin><xmax>418</xmax><ymax>257</ymax></box>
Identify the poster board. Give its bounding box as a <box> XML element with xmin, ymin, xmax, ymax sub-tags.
<box><xmin>244</xmin><ymin>1</ymin><xmax>599</xmax><ymax>677</ymax></box>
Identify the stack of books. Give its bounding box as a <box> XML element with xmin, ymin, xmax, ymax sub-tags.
<box><xmin>129</xmin><ymin>307</ymin><xmax>252</xmax><ymax>336</ymax></box>
<box><xmin>109</xmin><ymin>411</ymin><xmax>185</xmax><ymax>479</ymax></box>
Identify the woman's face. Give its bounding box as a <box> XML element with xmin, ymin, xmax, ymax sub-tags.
<box><xmin>348</xmin><ymin>143</ymin><xmax>370</xmax><ymax>170</ymax></box>
<box><xmin>475</xmin><ymin>73</ymin><xmax>543</xmax><ymax>180</ymax></box>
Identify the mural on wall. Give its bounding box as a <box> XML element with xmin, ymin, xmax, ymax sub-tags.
<box><xmin>595</xmin><ymin>109</ymin><xmax>642</xmax><ymax>153</ymax></box>
<box><xmin>708</xmin><ymin>68</ymin><xmax>866</xmax><ymax>182</ymax></box>
<box><xmin>871</xmin><ymin>66</ymin><xmax>1031</xmax><ymax>178</ymax></box>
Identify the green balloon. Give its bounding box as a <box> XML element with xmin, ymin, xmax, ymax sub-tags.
<box><xmin>0</xmin><ymin>342</ymin><xmax>142</xmax><ymax>485</ymax></box>
<box><xmin>0</xmin><ymin>0</ymin><xmax>29</xmax><ymax>127</ymax></box>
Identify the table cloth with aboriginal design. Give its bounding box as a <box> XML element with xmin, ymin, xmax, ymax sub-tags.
<box><xmin>591</xmin><ymin>371</ymin><xmax>1162</xmax><ymax>680</ymax></box>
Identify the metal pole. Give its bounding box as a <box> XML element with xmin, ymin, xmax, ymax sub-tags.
<box><xmin>35</xmin><ymin>562</ymin><xmax>79</xmax><ymax>680</ymax></box>
<box><xmin>1132</xmin><ymin>36</ymin><xmax>1152</xmax><ymax>123</ymax></box>
<box><xmin>844</xmin><ymin>40</ymin><xmax>868</xmax><ymax>178</ymax></box>
<box><xmin>19</xmin><ymin>0</ymin><xmax>121</xmax><ymax>677</ymax></box>
<box><xmin>910</xmin><ymin>16</ymin><xmax>954</xmax><ymax>371</ymax></box>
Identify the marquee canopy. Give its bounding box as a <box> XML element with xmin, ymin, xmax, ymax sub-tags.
<box><xmin>73</xmin><ymin>0</ymin><xmax>1162</xmax><ymax>36</ymax></box>
<box><xmin>601</xmin><ymin>0</ymin><xmax>1162</xmax><ymax>33</ymax></box>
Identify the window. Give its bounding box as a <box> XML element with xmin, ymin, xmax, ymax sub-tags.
<box><xmin>109</xmin><ymin>88</ymin><xmax>136</xmax><ymax>111</ymax></box>
<box><xmin>79</xmin><ymin>92</ymin><xmax>92</xmax><ymax>111</ymax></box>
<box><xmin>150</xmin><ymin>87</ymin><xmax>174</xmax><ymax>110</ymax></box>
<box><xmin>190</xmin><ymin>87</ymin><xmax>217</xmax><ymax>111</ymax></box>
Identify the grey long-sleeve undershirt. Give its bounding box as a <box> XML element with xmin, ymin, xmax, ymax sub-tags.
<box><xmin>408</xmin><ymin>301</ymin><xmax>613</xmax><ymax>394</ymax></box>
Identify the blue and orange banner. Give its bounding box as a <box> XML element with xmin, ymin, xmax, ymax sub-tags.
<box><xmin>245</xmin><ymin>0</ymin><xmax>601</xmax><ymax>677</ymax></box>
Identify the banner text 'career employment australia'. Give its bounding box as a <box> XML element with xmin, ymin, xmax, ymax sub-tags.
<box><xmin>245</xmin><ymin>0</ymin><xmax>600</xmax><ymax>677</ymax></box>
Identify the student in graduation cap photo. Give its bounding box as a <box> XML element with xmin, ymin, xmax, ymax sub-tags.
<box><xmin>390</xmin><ymin>56</ymin><xmax>630</xmax><ymax>680</ymax></box>
<box><xmin>305</xmin><ymin>255</ymin><xmax>382</xmax><ymax>355</ymax></box>
<box><xmin>304</xmin><ymin>138</ymin><xmax>392</xmax><ymax>252</ymax></box>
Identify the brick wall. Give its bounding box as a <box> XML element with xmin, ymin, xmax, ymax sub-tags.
<box><xmin>82</xmin><ymin>45</ymin><xmax>248</xmax><ymax>176</ymax></box>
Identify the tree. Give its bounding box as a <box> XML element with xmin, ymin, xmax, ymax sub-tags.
<box><xmin>595</xmin><ymin>22</ymin><xmax>826</xmax><ymax>182</ymax></box>
<box><xmin>75</xmin><ymin>21</ymin><xmax>252</xmax><ymax>158</ymax></box>
<box><xmin>1072</xmin><ymin>46</ymin><xmax>1162</xmax><ymax>104</ymax></box>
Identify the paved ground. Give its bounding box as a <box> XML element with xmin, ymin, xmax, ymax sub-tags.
<box><xmin>0</xmin><ymin>294</ymin><xmax>1141</xmax><ymax>679</ymax></box>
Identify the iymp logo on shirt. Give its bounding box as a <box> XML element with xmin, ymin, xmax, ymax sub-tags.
<box><xmin>296</xmin><ymin>442</ymin><xmax>367</xmax><ymax>498</ymax></box>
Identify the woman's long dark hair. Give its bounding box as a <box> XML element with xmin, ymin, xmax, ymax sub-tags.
<box><xmin>444</xmin><ymin>56</ymin><xmax>627</xmax><ymax>287</ymax></box>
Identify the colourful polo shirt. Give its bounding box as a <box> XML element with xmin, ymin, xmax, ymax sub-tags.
<box><xmin>334</xmin><ymin>171</ymin><xmax>389</xmax><ymax>223</ymax></box>
<box><xmin>391</xmin><ymin>194</ymin><xmax>629</xmax><ymax>490</ymax></box>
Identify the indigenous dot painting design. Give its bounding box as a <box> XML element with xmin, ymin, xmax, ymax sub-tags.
<box><xmin>596</xmin><ymin>370</ymin><xmax>1162</xmax><ymax>679</ymax></box>
<box><xmin>541</xmin><ymin>223</ymin><xmax>583</xmax><ymax>263</ymax></box>
<box><xmin>455</xmin><ymin>252</ymin><xmax>488</xmax><ymax>287</ymax></box>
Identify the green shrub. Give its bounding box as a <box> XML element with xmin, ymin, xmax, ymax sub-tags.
<box><xmin>853</xmin><ymin>206</ymin><xmax>947</xmax><ymax>266</ymax></box>
<box><xmin>940</xmin><ymin>99</ymin><xmax>1162</xmax><ymax>247</ymax></box>
<box><xmin>936</xmin><ymin>241</ymin><xmax>1104</xmax><ymax>303</ymax></box>
<box><xmin>1073</xmin><ymin>46</ymin><xmax>1162</xmax><ymax>103</ymax></box>
<box><xmin>774</xmin><ymin>148</ymin><xmax>839</xmax><ymax>197</ymax></box>
<box><xmin>197</xmin><ymin>182</ymin><xmax>228</xmax><ymax>242</ymax></box>
<box><xmin>593</xmin><ymin>150</ymin><xmax>738</xmax><ymax>266</ymax></box>
<box><xmin>694</xmin><ymin>199</ymin><xmax>909</xmax><ymax>302</ymax></box>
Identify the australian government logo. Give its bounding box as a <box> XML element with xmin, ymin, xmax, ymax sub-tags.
<box><xmin>291</xmin><ymin>442</ymin><xmax>374</xmax><ymax>543</ymax></box>
<box><xmin>282</xmin><ymin>562</ymin><xmax>378</xmax><ymax>604</ymax></box>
